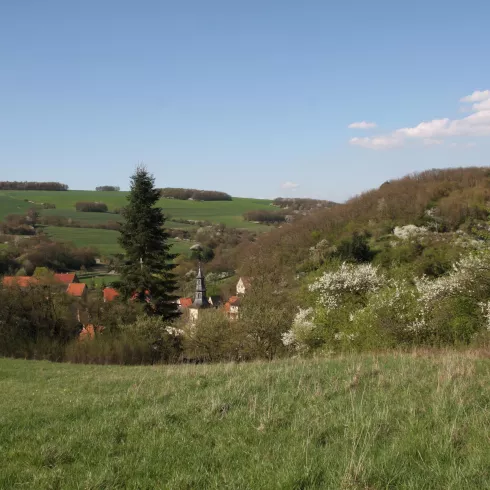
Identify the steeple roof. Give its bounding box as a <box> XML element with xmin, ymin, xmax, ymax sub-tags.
<box><xmin>192</xmin><ymin>262</ymin><xmax>210</xmax><ymax>308</ymax></box>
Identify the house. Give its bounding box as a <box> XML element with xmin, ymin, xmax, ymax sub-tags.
<box><xmin>177</xmin><ymin>297</ymin><xmax>193</xmax><ymax>310</ymax></box>
<box><xmin>2</xmin><ymin>276</ymin><xmax>39</xmax><ymax>288</ymax></box>
<box><xmin>236</xmin><ymin>277</ymin><xmax>251</xmax><ymax>295</ymax></box>
<box><xmin>66</xmin><ymin>283</ymin><xmax>88</xmax><ymax>300</ymax></box>
<box><xmin>225</xmin><ymin>295</ymin><xmax>241</xmax><ymax>319</ymax></box>
<box><xmin>54</xmin><ymin>273</ymin><xmax>79</xmax><ymax>284</ymax></box>
<box><xmin>103</xmin><ymin>287</ymin><xmax>120</xmax><ymax>302</ymax></box>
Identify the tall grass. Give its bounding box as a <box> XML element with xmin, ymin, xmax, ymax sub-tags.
<box><xmin>1</xmin><ymin>350</ymin><xmax>489</xmax><ymax>489</ymax></box>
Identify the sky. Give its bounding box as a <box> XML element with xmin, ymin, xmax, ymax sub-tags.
<box><xmin>0</xmin><ymin>0</ymin><xmax>489</xmax><ymax>202</ymax></box>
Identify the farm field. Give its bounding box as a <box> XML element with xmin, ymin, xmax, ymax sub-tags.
<box><xmin>0</xmin><ymin>194</ymin><xmax>33</xmax><ymax>221</ymax></box>
<box><xmin>0</xmin><ymin>351</ymin><xmax>489</xmax><ymax>489</ymax></box>
<box><xmin>44</xmin><ymin>226</ymin><xmax>192</xmax><ymax>257</ymax></box>
<box><xmin>0</xmin><ymin>190</ymin><xmax>273</xmax><ymax>230</ymax></box>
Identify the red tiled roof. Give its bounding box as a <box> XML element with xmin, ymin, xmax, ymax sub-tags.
<box><xmin>225</xmin><ymin>295</ymin><xmax>241</xmax><ymax>312</ymax></box>
<box><xmin>103</xmin><ymin>287</ymin><xmax>120</xmax><ymax>302</ymax></box>
<box><xmin>2</xmin><ymin>276</ymin><xmax>39</xmax><ymax>288</ymax></box>
<box><xmin>179</xmin><ymin>297</ymin><xmax>193</xmax><ymax>308</ymax></box>
<box><xmin>54</xmin><ymin>273</ymin><xmax>77</xmax><ymax>284</ymax></box>
<box><xmin>66</xmin><ymin>283</ymin><xmax>87</xmax><ymax>297</ymax></box>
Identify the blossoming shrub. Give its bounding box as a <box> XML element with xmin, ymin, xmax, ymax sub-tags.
<box><xmin>284</xmin><ymin>251</ymin><xmax>490</xmax><ymax>353</ymax></box>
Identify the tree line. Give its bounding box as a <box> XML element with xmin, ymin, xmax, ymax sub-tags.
<box><xmin>95</xmin><ymin>186</ymin><xmax>120</xmax><ymax>191</ymax></box>
<box><xmin>0</xmin><ymin>181</ymin><xmax>69</xmax><ymax>191</ymax></box>
<box><xmin>159</xmin><ymin>188</ymin><xmax>232</xmax><ymax>201</ymax></box>
<box><xmin>273</xmin><ymin>197</ymin><xmax>337</xmax><ymax>211</ymax></box>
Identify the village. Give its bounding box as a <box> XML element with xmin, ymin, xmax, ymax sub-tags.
<box><xmin>1</xmin><ymin>266</ymin><xmax>251</xmax><ymax>334</ymax></box>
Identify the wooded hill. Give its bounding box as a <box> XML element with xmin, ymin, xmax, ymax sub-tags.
<box><xmin>240</xmin><ymin>167</ymin><xmax>490</xmax><ymax>278</ymax></box>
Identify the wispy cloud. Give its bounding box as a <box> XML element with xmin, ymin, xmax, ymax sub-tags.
<box><xmin>281</xmin><ymin>181</ymin><xmax>300</xmax><ymax>190</ymax></box>
<box><xmin>423</xmin><ymin>138</ymin><xmax>444</xmax><ymax>146</ymax></box>
<box><xmin>348</xmin><ymin>121</ymin><xmax>377</xmax><ymax>129</ymax></box>
<box><xmin>350</xmin><ymin>90</ymin><xmax>490</xmax><ymax>150</ymax></box>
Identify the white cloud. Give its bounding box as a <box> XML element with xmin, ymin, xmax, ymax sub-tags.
<box><xmin>349</xmin><ymin>136</ymin><xmax>402</xmax><ymax>150</ymax></box>
<box><xmin>351</xmin><ymin>90</ymin><xmax>490</xmax><ymax>150</ymax></box>
<box><xmin>281</xmin><ymin>181</ymin><xmax>300</xmax><ymax>190</ymax></box>
<box><xmin>460</xmin><ymin>90</ymin><xmax>490</xmax><ymax>103</ymax></box>
<box><xmin>423</xmin><ymin>138</ymin><xmax>444</xmax><ymax>146</ymax></box>
<box><xmin>348</xmin><ymin>121</ymin><xmax>377</xmax><ymax>129</ymax></box>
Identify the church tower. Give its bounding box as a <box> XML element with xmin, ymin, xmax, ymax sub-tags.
<box><xmin>193</xmin><ymin>263</ymin><xmax>210</xmax><ymax>308</ymax></box>
<box><xmin>189</xmin><ymin>263</ymin><xmax>210</xmax><ymax>323</ymax></box>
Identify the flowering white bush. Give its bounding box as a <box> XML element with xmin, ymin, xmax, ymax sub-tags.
<box><xmin>479</xmin><ymin>301</ymin><xmax>490</xmax><ymax>331</ymax></box>
<box><xmin>281</xmin><ymin>307</ymin><xmax>315</xmax><ymax>350</ymax></box>
<box><xmin>393</xmin><ymin>225</ymin><xmax>427</xmax><ymax>240</ymax></box>
<box><xmin>165</xmin><ymin>326</ymin><xmax>185</xmax><ymax>337</ymax></box>
<box><xmin>309</xmin><ymin>263</ymin><xmax>385</xmax><ymax>310</ymax></box>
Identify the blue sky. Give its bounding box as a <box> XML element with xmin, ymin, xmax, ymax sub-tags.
<box><xmin>1</xmin><ymin>0</ymin><xmax>489</xmax><ymax>202</ymax></box>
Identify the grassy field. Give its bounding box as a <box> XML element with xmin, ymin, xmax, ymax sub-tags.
<box><xmin>0</xmin><ymin>190</ymin><xmax>273</xmax><ymax>230</ymax></box>
<box><xmin>44</xmin><ymin>226</ymin><xmax>192</xmax><ymax>257</ymax></box>
<box><xmin>1</xmin><ymin>351</ymin><xmax>489</xmax><ymax>489</ymax></box>
<box><xmin>0</xmin><ymin>194</ymin><xmax>33</xmax><ymax>221</ymax></box>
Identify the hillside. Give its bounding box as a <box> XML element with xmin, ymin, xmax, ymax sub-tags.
<box><xmin>0</xmin><ymin>190</ymin><xmax>273</xmax><ymax>227</ymax></box>
<box><xmin>241</xmin><ymin>167</ymin><xmax>490</xmax><ymax>277</ymax></box>
<box><xmin>1</xmin><ymin>351</ymin><xmax>489</xmax><ymax>489</ymax></box>
<box><xmin>0</xmin><ymin>190</ymin><xmax>274</xmax><ymax>256</ymax></box>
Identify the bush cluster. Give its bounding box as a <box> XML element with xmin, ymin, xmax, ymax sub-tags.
<box><xmin>159</xmin><ymin>188</ymin><xmax>232</xmax><ymax>201</ymax></box>
<box><xmin>95</xmin><ymin>186</ymin><xmax>120</xmax><ymax>191</ymax></box>
<box><xmin>0</xmin><ymin>181</ymin><xmax>68</xmax><ymax>191</ymax></box>
<box><xmin>75</xmin><ymin>201</ymin><xmax>108</xmax><ymax>213</ymax></box>
<box><xmin>243</xmin><ymin>209</ymin><xmax>287</xmax><ymax>223</ymax></box>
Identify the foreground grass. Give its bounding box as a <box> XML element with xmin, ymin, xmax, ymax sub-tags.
<box><xmin>1</xmin><ymin>352</ymin><xmax>489</xmax><ymax>489</ymax></box>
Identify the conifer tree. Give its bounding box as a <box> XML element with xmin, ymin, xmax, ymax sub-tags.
<box><xmin>118</xmin><ymin>166</ymin><xmax>179</xmax><ymax>319</ymax></box>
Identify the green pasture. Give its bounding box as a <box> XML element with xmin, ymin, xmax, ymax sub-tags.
<box><xmin>0</xmin><ymin>195</ymin><xmax>33</xmax><ymax>221</ymax></box>
<box><xmin>0</xmin><ymin>190</ymin><xmax>273</xmax><ymax>230</ymax></box>
<box><xmin>44</xmin><ymin>226</ymin><xmax>191</xmax><ymax>257</ymax></box>
<box><xmin>1</xmin><ymin>351</ymin><xmax>489</xmax><ymax>489</ymax></box>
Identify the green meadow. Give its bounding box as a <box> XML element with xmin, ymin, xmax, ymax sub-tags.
<box><xmin>44</xmin><ymin>226</ymin><xmax>192</xmax><ymax>257</ymax></box>
<box><xmin>0</xmin><ymin>351</ymin><xmax>489</xmax><ymax>489</ymax></box>
<box><xmin>0</xmin><ymin>194</ymin><xmax>33</xmax><ymax>221</ymax></box>
<box><xmin>0</xmin><ymin>190</ymin><xmax>273</xmax><ymax>229</ymax></box>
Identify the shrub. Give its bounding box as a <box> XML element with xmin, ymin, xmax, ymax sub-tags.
<box><xmin>0</xmin><ymin>285</ymin><xmax>79</xmax><ymax>360</ymax></box>
<box><xmin>75</xmin><ymin>202</ymin><xmax>108</xmax><ymax>213</ymax></box>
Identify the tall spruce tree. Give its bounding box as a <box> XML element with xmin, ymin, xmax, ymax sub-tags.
<box><xmin>118</xmin><ymin>166</ymin><xmax>179</xmax><ymax>319</ymax></box>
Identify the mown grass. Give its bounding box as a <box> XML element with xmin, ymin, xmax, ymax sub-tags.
<box><xmin>44</xmin><ymin>226</ymin><xmax>191</xmax><ymax>257</ymax></box>
<box><xmin>0</xmin><ymin>191</ymin><xmax>273</xmax><ymax>230</ymax></box>
<box><xmin>0</xmin><ymin>351</ymin><xmax>489</xmax><ymax>489</ymax></box>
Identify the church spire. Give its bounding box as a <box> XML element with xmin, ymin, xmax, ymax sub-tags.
<box><xmin>193</xmin><ymin>262</ymin><xmax>210</xmax><ymax>308</ymax></box>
